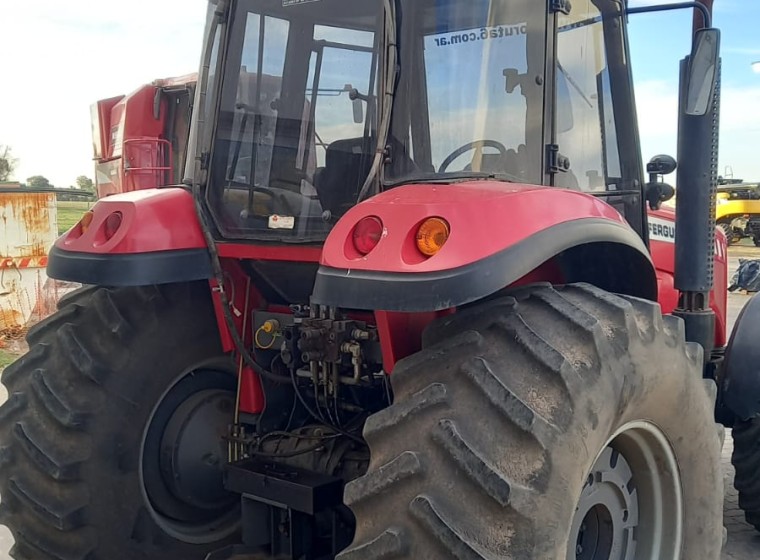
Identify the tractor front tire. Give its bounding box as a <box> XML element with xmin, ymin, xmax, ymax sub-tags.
<box><xmin>0</xmin><ymin>283</ymin><xmax>239</xmax><ymax>559</ymax></box>
<box><xmin>338</xmin><ymin>284</ymin><xmax>724</xmax><ymax>559</ymax></box>
<box><xmin>718</xmin><ymin>221</ymin><xmax>737</xmax><ymax>245</ymax></box>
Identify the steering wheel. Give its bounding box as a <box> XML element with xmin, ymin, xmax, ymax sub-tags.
<box><xmin>224</xmin><ymin>181</ymin><xmax>298</xmax><ymax>218</ymax></box>
<box><xmin>438</xmin><ymin>140</ymin><xmax>508</xmax><ymax>174</ymax></box>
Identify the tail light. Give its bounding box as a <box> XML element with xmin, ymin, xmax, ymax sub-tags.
<box><xmin>352</xmin><ymin>216</ymin><xmax>384</xmax><ymax>255</ymax></box>
<box><xmin>79</xmin><ymin>211</ymin><xmax>95</xmax><ymax>234</ymax></box>
<box><xmin>104</xmin><ymin>212</ymin><xmax>123</xmax><ymax>240</ymax></box>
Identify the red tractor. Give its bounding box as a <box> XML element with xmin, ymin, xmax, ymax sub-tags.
<box><xmin>90</xmin><ymin>74</ymin><xmax>196</xmax><ymax>198</ymax></box>
<box><xmin>2</xmin><ymin>1</ymin><xmax>756</xmax><ymax>559</ymax></box>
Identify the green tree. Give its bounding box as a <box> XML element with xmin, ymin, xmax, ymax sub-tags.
<box><xmin>26</xmin><ymin>175</ymin><xmax>53</xmax><ymax>189</ymax></box>
<box><xmin>76</xmin><ymin>175</ymin><xmax>95</xmax><ymax>193</ymax></box>
<box><xmin>0</xmin><ymin>145</ymin><xmax>17</xmax><ymax>182</ymax></box>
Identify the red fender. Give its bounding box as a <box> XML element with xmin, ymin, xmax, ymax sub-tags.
<box><xmin>56</xmin><ymin>188</ymin><xmax>207</xmax><ymax>254</ymax></box>
<box><xmin>314</xmin><ymin>182</ymin><xmax>656</xmax><ymax>311</ymax></box>
<box><xmin>320</xmin><ymin>182</ymin><xmax>634</xmax><ymax>272</ymax></box>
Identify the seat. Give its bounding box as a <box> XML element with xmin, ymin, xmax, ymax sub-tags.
<box><xmin>313</xmin><ymin>138</ymin><xmax>373</xmax><ymax>217</ymax></box>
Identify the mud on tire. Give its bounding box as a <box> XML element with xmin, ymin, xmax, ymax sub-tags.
<box><xmin>338</xmin><ymin>283</ymin><xmax>724</xmax><ymax>559</ymax></box>
<box><xmin>731</xmin><ymin>417</ymin><xmax>760</xmax><ymax>532</ymax></box>
<box><xmin>0</xmin><ymin>282</ymin><xmax>238</xmax><ymax>560</ymax></box>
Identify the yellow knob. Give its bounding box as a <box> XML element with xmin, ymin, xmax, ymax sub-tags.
<box><xmin>262</xmin><ymin>320</ymin><xmax>280</xmax><ymax>334</ymax></box>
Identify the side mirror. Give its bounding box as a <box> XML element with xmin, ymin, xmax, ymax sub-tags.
<box><xmin>503</xmin><ymin>68</ymin><xmax>521</xmax><ymax>94</ymax></box>
<box><xmin>346</xmin><ymin>85</ymin><xmax>366</xmax><ymax>124</ymax></box>
<box><xmin>646</xmin><ymin>154</ymin><xmax>677</xmax><ymax>210</ymax></box>
<box><xmin>647</xmin><ymin>154</ymin><xmax>677</xmax><ymax>176</ymax></box>
<box><xmin>685</xmin><ymin>28</ymin><xmax>720</xmax><ymax>116</ymax></box>
<box><xmin>352</xmin><ymin>99</ymin><xmax>364</xmax><ymax>124</ymax></box>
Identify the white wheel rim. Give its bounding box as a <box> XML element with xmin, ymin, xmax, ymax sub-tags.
<box><xmin>568</xmin><ymin>421</ymin><xmax>683</xmax><ymax>560</ymax></box>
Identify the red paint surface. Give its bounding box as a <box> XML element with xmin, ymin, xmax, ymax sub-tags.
<box><xmin>217</xmin><ymin>242</ymin><xmax>322</xmax><ymax>262</ymax></box>
<box><xmin>321</xmin><ymin>182</ymin><xmax>629</xmax><ymax>273</ymax></box>
<box><xmin>55</xmin><ymin>179</ymin><xmax>728</xmax><ymax>374</ymax></box>
<box><xmin>375</xmin><ymin>309</ymin><xmax>454</xmax><ymax>372</ymax></box>
<box><xmin>211</xmin><ymin>259</ymin><xmax>266</xmax><ymax>415</ymax></box>
<box><xmin>93</xmin><ymin>96</ymin><xmax>122</xmax><ymax>161</ymax></box>
<box><xmin>92</xmin><ymin>75</ymin><xmax>197</xmax><ymax>197</ymax></box>
<box><xmin>57</xmin><ymin>188</ymin><xmax>206</xmax><ymax>254</ymax></box>
<box><xmin>238</xmin><ymin>366</ymin><xmax>266</xmax><ymax>414</ymax></box>
<box><xmin>648</xmin><ymin>207</ymin><xmax>728</xmax><ymax>347</ymax></box>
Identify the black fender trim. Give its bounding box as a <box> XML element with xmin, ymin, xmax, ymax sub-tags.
<box><xmin>722</xmin><ymin>292</ymin><xmax>760</xmax><ymax>420</ymax></box>
<box><xmin>47</xmin><ymin>246</ymin><xmax>213</xmax><ymax>286</ymax></box>
<box><xmin>312</xmin><ymin>218</ymin><xmax>656</xmax><ymax>311</ymax></box>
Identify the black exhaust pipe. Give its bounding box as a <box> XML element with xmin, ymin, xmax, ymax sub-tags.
<box><xmin>673</xmin><ymin>4</ymin><xmax>720</xmax><ymax>358</ymax></box>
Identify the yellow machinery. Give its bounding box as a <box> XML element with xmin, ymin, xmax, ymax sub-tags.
<box><xmin>716</xmin><ymin>181</ymin><xmax>760</xmax><ymax>245</ymax></box>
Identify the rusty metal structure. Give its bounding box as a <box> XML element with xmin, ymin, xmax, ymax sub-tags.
<box><xmin>0</xmin><ymin>188</ymin><xmax>60</xmax><ymax>338</ymax></box>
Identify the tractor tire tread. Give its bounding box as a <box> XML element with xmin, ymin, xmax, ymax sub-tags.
<box><xmin>0</xmin><ymin>281</ymin><xmax>230</xmax><ymax>559</ymax></box>
<box><xmin>339</xmin><ymin>283</ymin><xmax>723</xmax><ymax>559</ymax></box>
<box><xmin>732</xmin><ymin>417</ymin><xmax>760</xmax><ymax>530</ymax></box>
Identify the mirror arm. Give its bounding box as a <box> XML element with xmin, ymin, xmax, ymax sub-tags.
<box><xmin>626</xmin><ymin>2</ymin><xmax>711</xmax><ymax>28</ymax></box>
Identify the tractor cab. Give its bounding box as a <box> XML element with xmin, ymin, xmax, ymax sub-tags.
<box><xmin>197</xmin><ymin>0</ymin><xmax>648</xmax><ymax>242</ymax></box>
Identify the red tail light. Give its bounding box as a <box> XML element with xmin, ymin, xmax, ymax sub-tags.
<box><xmin>352</xmin><ymin>216</ymin><xmax>384</xmax><ymax>255</ymax></box>
<box><xmin>104</xmin><ymin>212</ymin><xmax>123</xmax><ymax>240</ymax></box>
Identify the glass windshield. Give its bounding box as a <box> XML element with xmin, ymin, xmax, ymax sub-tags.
<box><xmin>205</xmin><ymin>0</ymin><xmax>546</xmax><ymax>241</ymax></box>
<box><xmin>207</xmin><ymin>0</ymin><xmax>382</xmax><ymax>240</ymax></box>
<box><xmin>386</xmin><ymin>0</ymin><xmax>546</xmax><ymax>185</ymax></box>
<box><xmin>555</xmin><ymin>0</ymin><xmax>623</xmax><ymax>192</ymax></box>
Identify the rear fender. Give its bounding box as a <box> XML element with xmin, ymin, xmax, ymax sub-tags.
<box><xmin>722</xmin><ymin>292</ymin><xmax>760</xmax><ymax>420</ymax></box>
<box><xmin>313</xmin><ymin>182</ymin><xmax>657</xmax><ymax>311</ymax></box>
<box><xmin>48</xmin><ymin>188</ymin><xmax>213</xmax><ymax>286</ymax></box>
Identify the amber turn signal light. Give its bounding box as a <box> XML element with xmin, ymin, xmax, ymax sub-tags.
<box><xmin>416</xmin><ymin>217</ymin><xmax>450</xmax><ymax>256</ymax></box>
<box><xmin>79</xmin><ymin>211</ymin><xmax>95</xmax><ymax>234</ymax></box>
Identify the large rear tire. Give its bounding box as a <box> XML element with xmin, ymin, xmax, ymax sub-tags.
<box><xmin>338</xmin><ymin>284</ymin><xmax>723</xmax><ymax>559</ymax></box>
<box><xmin>0</xmin><ymin>283</ymin><xmax>239</xmax><ymax>559</ymax></box>
<box><xmin>731</xmin><ymin>417</ymin><xmax>760</xmax><ymax>531</ymax></box>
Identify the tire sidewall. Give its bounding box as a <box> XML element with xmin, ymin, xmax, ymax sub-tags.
<box><xmin>58</xmin><ymin>284</ymin><xmax>237</xmax><ymax>558</ymax></box>
<box><xmin>539</xmin><ymin>334</ymin><xmax>722</xmax><ymax>559</ymax></box>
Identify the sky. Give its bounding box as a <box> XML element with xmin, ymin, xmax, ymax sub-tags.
<box><xmin>627</xmin><ymin>0</ymin><xmax>760</xmax><ymax>182</ymax></box>
<box><xmin>0</xmin><ymin>0</ymin><xmax>208</xmax><ymax>187</ymax></box>
<box><xmin>1</xmin><ymin>0</ymin><xmax>759</xmax><ymax>187</ymax></box>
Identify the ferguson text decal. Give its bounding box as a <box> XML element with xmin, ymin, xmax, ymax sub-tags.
<box><xmin>648</xmin><ymin>216</ymin><xmax>676</xmax><ymax>244</ymax></box>
<box><xmin>648</xmin><ymin>215</ymin><xmax>724</xmax><ymax>257</ymax></box>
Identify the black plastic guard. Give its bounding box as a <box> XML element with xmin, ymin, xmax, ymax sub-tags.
<box><xmin>47</xmin><ymin>246</ymin><xmax>213</xmax><ymax>286</ymax></box>
<box><xmin>723</xmin><ymin>292</ymin><xmax>760</xmax><ymax>420</ymax></box>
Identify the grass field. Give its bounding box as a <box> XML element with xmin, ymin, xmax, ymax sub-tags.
<box><xmin>0</xmin><ymin>350</ymin><xmax>15</xmax><ymax>369</ymax></box>
<box><xmin>57</xmin><ymin>200</ymin><xmax>94</xmax><ymax>235</ymax></box>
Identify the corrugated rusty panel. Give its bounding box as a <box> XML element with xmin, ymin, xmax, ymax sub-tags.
<box><xmin>0</xmin><ymin>191</ymin><xmax>57</xmax><ymax>258</ymax></box>
<box><xmin>0</xmin><ymin>191</ymin><xmax>59</xmax><ymax>337</ymax></box>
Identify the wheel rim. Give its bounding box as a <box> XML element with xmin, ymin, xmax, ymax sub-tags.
<box><xmin>568</xmin><ymin>421</ymin><xmax>683</xmax><ymax>560</ymax></box>
<box><xmin>140</xmin><ymin>367</ymin><xmax>241</xmax><ymax>544</ymax></box>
